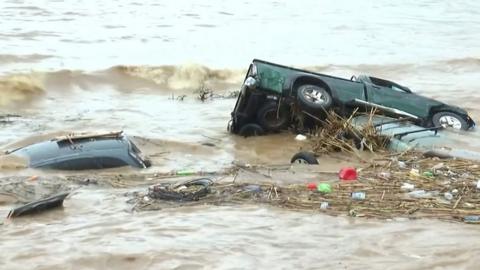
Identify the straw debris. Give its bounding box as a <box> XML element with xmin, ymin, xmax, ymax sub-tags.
<box><xmin>310</xmin><ymin>109</ymin><xmax>390</xmax><ymax>154</ymax></box>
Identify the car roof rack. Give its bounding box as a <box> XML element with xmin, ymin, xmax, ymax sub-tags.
<box><xmin>373</xmin><ymin>117</ymin><xmax>415</xmax><ymax>128</ymax></box>
<box><xmin>52</xmin><ymin>131</ymin><xmax>124</xmax><ymax>143</ymax></box>
<box><xmin>393</xmin><ymin>126</ymin><xmax>443</xmax><ymax>140</ymax></box>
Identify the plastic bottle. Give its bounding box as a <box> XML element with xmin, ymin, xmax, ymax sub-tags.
<box><xmin>408</xmin><ymin>190</ymin><xmax>427</xmax><ymax>198</ymax></box>
<box><xmin>176</xmin><ymin>170</ymin><xmax>195</xmax><ymax>176</ymax></box>
<box><xmin>464</xmin><ymin>216</ymin><xmax>480</xmax><ymax>223</ymax></box>
<box><xmin>351</xmin><ymin>192</ymin><xmax>366</xmax><ymax>200</ymax></box>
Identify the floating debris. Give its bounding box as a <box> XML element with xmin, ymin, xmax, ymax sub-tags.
<box><xmin>130</xmin><ymin>155</ymin><xmax>480</xmax><ymax>224</ymax></box>
<box><xmin>7</xmin><ymin>192</ymin><xmax>69</xmax><ymax>218</ymax></box>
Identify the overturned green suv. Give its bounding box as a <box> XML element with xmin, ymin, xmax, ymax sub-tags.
<box><xmin>229</xmin><ymin>59</ymin><xmax>475</xmax><ymax>135</ymax></box>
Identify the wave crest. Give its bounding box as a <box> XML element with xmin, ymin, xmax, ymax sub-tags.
<box><xmin>112</xmin><ymin>64</ymin><xmax>245</xmax><ymax>90</ymax></box>
<box><xmin>0</xmin><ymin>74</ymin><xmax>45</xmax><ymax>107</ymax></box>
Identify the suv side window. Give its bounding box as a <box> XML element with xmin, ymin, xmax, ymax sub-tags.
<box><xmin>47</xmin><ymin>157</ymin><xmax>127</xmax><ymax>170</ymax></box>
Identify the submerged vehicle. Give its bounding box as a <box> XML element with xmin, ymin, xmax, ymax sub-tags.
<box><xmin>229</xmin><ymin>59</ymin><xmax>475</xmax><ymax>136</ymax></box>
<box><xmin>290</xmin><ymin>115</ymin><xmax>480</xmax><ymax>164</ymax></box>
<box><xmin>7</xmin><ymin>131</ymin><xmax>151</xmax><ymax>170</ymax></box>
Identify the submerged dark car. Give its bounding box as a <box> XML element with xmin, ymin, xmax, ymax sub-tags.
<box><xmin>229</xmin><ymin>59</ymin><xmax>475</xmax><ymax>135</ymax></box>
<box><xmin>7</xmin><ymin>131</ymin><xmax>150</xmax><ymax>170</ymax></box>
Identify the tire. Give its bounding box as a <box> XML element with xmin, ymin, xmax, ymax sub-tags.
<box><xmin>238</xmin><ymin>123</ymin><xmax>264</xmax><ymax>137</ymax></box>
<box><xmin>432</xmin><ymin>111</ymin><xmax>469</xmax><ymax>130</ymax></box>
<box><xmin>290</xmin><ymin>151</ymin><xmax>319</xmax><ymax>164</ymax></box>
<box><xmin>256</xmin><ymin>102</ymin><xmax>290</xmax><ymax>131</ymax></box>
<box><xmin>297</xmin><ymin>84</ymin><xmax>332</xmax><ymax>111</ymax></box>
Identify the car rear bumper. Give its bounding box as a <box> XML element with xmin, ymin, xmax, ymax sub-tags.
<box><xmin>229</xmin><ymin>85</ymin><xmax>265</xmax><ymax>134</ymax></box>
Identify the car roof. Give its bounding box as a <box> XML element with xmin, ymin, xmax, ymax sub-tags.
<box><xmin>9</xmin><ymin>132</ymin><xmax>133</xmax><ymax>168</ymax></box>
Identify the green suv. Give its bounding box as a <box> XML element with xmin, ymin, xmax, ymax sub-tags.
<box><xmin>229</xmin><ymin>59</ymin><xmax>475</xmax><ymax>135</ymax></box>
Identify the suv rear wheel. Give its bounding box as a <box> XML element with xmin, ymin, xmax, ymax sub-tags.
<box><xmin>256</xmin><ymin>101</ymin><xmax>290</xmax><ymax>131</ymax></box>
<box><xmin>238</xmin><ymin>123</ymin><xmax>265</xmax><ymax>137</ymax></box>
<box><xmin>297</xmin><ymin>84</ymin><xmax>332</xmax><ymax>111</ymax></box>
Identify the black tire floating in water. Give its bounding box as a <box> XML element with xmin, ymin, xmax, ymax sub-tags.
<box><xmin>290</xmin><ymin>151</ymin><xmax>319</xmax><ymax>164</ymax></box>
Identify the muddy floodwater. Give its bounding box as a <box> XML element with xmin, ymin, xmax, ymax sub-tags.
<box><xmin>1</xmin><ymin>0</ymin><xmax>480</xmax><ymax>269</ymax></box>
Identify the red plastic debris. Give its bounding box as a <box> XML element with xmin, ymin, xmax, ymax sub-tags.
<box><xmin>306</xmin><ymin>182</ymin><xmax>317</xmax><ymax>191</ymax></box>
<box><xmin>338</xmin><ymin>167</ymin><xmax>357</xmax><ymax>181</ymax></box>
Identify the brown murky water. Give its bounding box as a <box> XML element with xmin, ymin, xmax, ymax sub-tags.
<box><xmin>1</xmin><ymin>0</ymin><xmax>480</xmax><ymax>269</ymax></box>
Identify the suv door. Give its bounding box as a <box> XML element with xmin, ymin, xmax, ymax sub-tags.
<box><xmin>365</xmin><ymin>78</ymin><xmax>431</xmax><ymax>118</ymax></box>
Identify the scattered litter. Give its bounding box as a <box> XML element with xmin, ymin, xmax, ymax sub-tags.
<box><xmin>409</xmin><ymin>169</ymin><xmax>421</xmax><ymax>177</ymax></box>
<box><xmin>317</xmin><ymin>183</ymin><xmax>332</xmax><ymax>193</ymax></box>
<box><xmin>351</xmin><ymin>192</ymin><xmax>366</xmax><ymax>200</ymax></box>
<box><xmin>295</xmin><ymin>134</ymin><xmax>307</xmax><ymax>141</ymax></box>
<box><xmin>243</xmin><ymin>185</ymin><xmax>262</xmax><ymax>193</ymax></box>
<box><xmin>377</xmin><ymin>172</ymin><xmax>391</xmax><ymax>179</ymax></box>
<box><xmin>148</xmin><ymin>178</ymin><xmax>213</xmax><ymax>201</ymax></box>
<box><xmin>464</xmin><ymin>203</ymin><xmax>475</xmax><ymax>208</ymax></box>
<box><xmin>422</xmin><ymin>171</ymin><xmax>434</xmax><ymax>178</ymax></box>
<box><xmin>130</xmin><ymin>151</ymin><xmax>480</xmax><ymax>224</ymax></box>
<box><xmin>432</xmin><ymin>163</ymin><xmax>445</xmax><ymax>171</ymax></box>
<box><xmin>464</xmin><ymin>216</ymin><xmax>480</xmax><ymax>223</ymax></box>
<box><xmin>477</xmin><ymin>180</ymin><xmax>480</xmax><ymax>190</ymax></box>
<box><xmin>408</xmin><ymin>190</ymin><xmax>427</xmax><ymax>198</ymax></box>
<box><xmin>320</xmin><ymin>202</ymin><xmax>329</xmax><ymax>209</ymax></box>
<box><xmin>27</xmin><ymin>175</ymin><xmax>39</xmax><ymax>181</ymax></box>
<box><xmin>339</xmin><ymin>167</ymin><xmax>357</xmax><ymax>181</ymax></box>
<box><xmin>175</xmin><ymin>170</ymin><xmax>195</xmax><ymax>176</ymax></box>
<box><xmin>398</xmin><ymin>161</ymin><xmax>407</xmax><ymax>169</ymax></box>
<box><xmin>306</xmin><ymin>182</ymin><xmax>317</xmax><ymax>191</ymax></box>
<box><xmin>408</xmin><ymin>190</ymin><xmax>437</xmax><ymax>199</ymax></box>
<box><xmin>401</xmin><ymin>183</ymin><xmax>415</xmax><ymax>191</ymax></box>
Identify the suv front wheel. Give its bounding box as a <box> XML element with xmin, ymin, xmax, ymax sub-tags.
<box><xmin>432</xmin><ymin>111</ymin><xmax>469</xmax><ymax>130</ymax></box>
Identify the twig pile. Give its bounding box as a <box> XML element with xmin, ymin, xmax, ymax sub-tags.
<box><xmin>310</xmin><ymin>110</ymin><xmax>390</xmax><ymax>154</ymax></box>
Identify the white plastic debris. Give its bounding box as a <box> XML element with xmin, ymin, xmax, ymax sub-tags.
<box><xmin>295</xmin><ymin>134</ymin><xmax>307</xmax><ymax>141</ymax></box>
<box><xmin>398</xmin><ymin>161</ymin><xmax>407</xmax><ymax>169</ymax></box>
<box><xmin>408</xmin><ymin>190</ymin><xmax>427</xmax><ymax>198</ymax></box>
<box><xmin>378</xmin><ymin>172</ymin><xmax>391</xmax><ymax>179</ymax></box>
<box><xmin>409</xmin><ymin>168</ymin><xmax>420</xmax><ymax>177</ymax></box>
<box><xmin>401</xmin><ymin>183</ymin><xmax>415</xmax><ymax>191</ymax></box>
<box><xmin>176</xmin><ymin>185</ymin><xmax>187</xmax><ymax>191</ymax></box>
<box><xmin>432</xmin><ymin>163</ymin><xmax>445</xmax><ymax>171</ymax></box>
<box><xmin>444</xmin><ymin>192</ymin><xmax>453</xmax><ymax>201</ymax></box>
<box><xmin>320</xmin><ymin>202</ymin><xmax>329</xmax><ymax>209</ymax></box>
<box><xmin>452</xmin><ymin>189</ymin><xmax>459</xmax><ymax>195</ymax></box>
<box><xmin>477</xmin><ymin>180</ymin><xmax>480</xmax><ymax>189</ymax></box>
<box><xmin>408</xmin><ymin>190</ymin><xmax>438</xmax><ymax>199</ymax></box>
